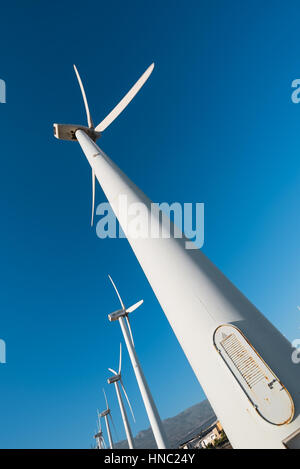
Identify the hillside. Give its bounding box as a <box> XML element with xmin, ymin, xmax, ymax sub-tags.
<box><xmin>115</xmin><ymin>399</ymin><xmax>216</xmax><ymax>449</ymax></box>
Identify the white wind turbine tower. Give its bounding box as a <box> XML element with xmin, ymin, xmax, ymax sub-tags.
<box><xmin>94</xmin><ymin>409</ymin><xmax>106</xmax><ymax>449</ymax></box>
<box><xmin>107</xmin><ymin>275</ymin><xmax>169</xmax><ymax>449</ymax></box>
<box><xmin>99</xmin><ymin>389</ymin><xmax>116</xmax><ymax>449</ymax></box>
<box><xmin>54</xmin><ymin>63</ymin><xmax>300</xmax><ymax>448</ymax></box>
<box><xmin>107</xmin><ymin>343</ymin><xmax>136</xmax><ymax>449</ymax></box>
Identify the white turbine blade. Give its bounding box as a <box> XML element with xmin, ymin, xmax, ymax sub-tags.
<box><xmin>103</xmin><ymin>388</ymin><xmax>109</xmax><ymax>410</ymax></box>
<box><xmin>126</xmin><ymin>315</ymin><xmax>135</xmax><ymax>347</ymax></box>
<box><xmin>91</xmin><ymin>169</ymin><xmax>95</xmax><ymax>226</ymax></box>
<box><xmin>95</xmin><ymin>63</ymin><xmax>154</xmax><ymax>132</ymax></box>
<box><xmin>97</xmin><ymin>409</ymin><xmax>102</xmax><ymax>432</ymax></box>
<box><xmin>109</xmin><ymin>412</ymin><xmax>119</xmax><ymax>440</ymax></box>
<box><xmin>126</xmin><ymin>299</ymin><xmax>144</xmax><ymax>313</ymax></box>
<box><xmin>120</xmin><ymin>379</ymin><xmax>136</xmax><ymax>423</ymax></box>
<box><xmin>73</xmin><ymin>64</ymin><xmax>94</xmax><ymax>128</ymax></box>
<box><xmin>118</xmin><ymin>342</ymin><xmax>122</xmax><ymax>374</ymax></box>
<box><xmin>101</xmin><ymin>436</ymin><xmax>106</xmax><ymax>449</ymax></box>
<box><xmin>108</xmin><ymin>275</ymin><xmax>125</xmax><ymax>310</ymax></box>
<box><xmin>96</xmin><ymin>413</ymin><xmax>100</xmax><ymax>432</ymax></box>
<box><xmin>108</xmin><ymin>367</ymin><xmax>118</xmax><ymax>376</ymax></box>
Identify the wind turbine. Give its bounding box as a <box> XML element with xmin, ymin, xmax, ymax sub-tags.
<box><xmin>107</xmin><ymin>343</ymin><xmax>136</xmax><ymax>449</ymax></box>
<box><xmin>94</xmin><ymin>409</ymin><xmax>106</xmax><ymax>449</ymax></box>
<box><xmin>99</xmin><ymin>389</ymin><xmax>116</xmax><ymax>449</ymax></box>
<box><xmin>54</xmin><ymin>62</ymin><xmax>154</xmax><ymax>226</ymax></box>
<box><xmin>54</xmin><ymin>63</ymin><xmax>300</xmax><ymax>448</ymax></box>
<box><xmin>107</xmin><ymin>275</ymin><xmax>169</xmax><ymax>449</ymax></box>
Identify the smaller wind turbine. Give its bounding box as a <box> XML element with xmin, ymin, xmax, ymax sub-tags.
<box><xmin>94</xmin><ymin>409</ymin><xmax>106</xmax><ymax>449</ymax></box>
<box><xmin>107</xmin><ymin>275</ymin><xmax>169</xmax><ymax>449</ymax></box>
<box><xmin>99</xmin><ymin>389</ymin><xmax>117</xmax><ymax>449</ymax></box>
<box><xmin>108</xmin><ymin>275</ymin><xmax>143</xmax><ymax>346</ymax></box>
<box><xmin>107</xmin><ymin>343</ymin><xmax>136</xmax><ymax>449</ymax></box>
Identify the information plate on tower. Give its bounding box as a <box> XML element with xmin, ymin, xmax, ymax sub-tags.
<box><xmin>213</xmin><ymin>324</ymin><xmax>294</xmax><ymax>425</ymax></box>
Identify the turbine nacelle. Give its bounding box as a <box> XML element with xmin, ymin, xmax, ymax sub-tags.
<box><xmin>108</xmin><ymin>308</ymin><xmax>126</xmax><ymax>322</ymax></box>
<box><xmin>107</xmin><ymin>373</ymin><xmax>121</xmax><ymax>384</ymax></box>
<box><xmin>100</xmin><ymin>408</ymin><xmax>110</xmax><ymax>418</ymax></box>
<box><xmin>53</xmin><ymin>123</ymin><xmax>100</xmax><ymax>142</ymax></box>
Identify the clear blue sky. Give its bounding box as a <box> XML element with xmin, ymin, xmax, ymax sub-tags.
<box><xmin>0</xmin><ymin>0</ymin><xmax>300</xmax><ymax>448</ymax></box>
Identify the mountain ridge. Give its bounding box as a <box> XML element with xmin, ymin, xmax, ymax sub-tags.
<box><xmin>115</xmin><ymin>399</ymin><xmax>216</xmax><ymax>449</ymax></box>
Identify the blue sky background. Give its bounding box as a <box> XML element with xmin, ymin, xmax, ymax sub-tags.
<box><xmin>0</xmin><ymin>0</ymin><xmax>300</xmax><ymax>448</ymax></box>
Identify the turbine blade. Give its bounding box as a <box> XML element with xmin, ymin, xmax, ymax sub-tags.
<box><xmin>120</xmin><ymin>379</ymin><xmax>136</xmax><ymax>423</ymax></box>
<box><xmin>101</xmin><ymin>436</ymin><xmax>106</xmax><ymax>449</ymax></box>
<box><xmin>73</xmin><ymin>64</ymin><xmax>94</xmax><ymax>128</ymax></box>
<box><xmin>126</xmin><ymin>299</ymin><xmax>144</xmax><ymax>313</ymax></box>
<box><xmin>103</xmin><ymin>388</ymin><xmax>109</xmax><ymax>410</ymax></box>
<box><xmin>91</xmin><ymin>169</ymin><xmax>95</xmax><ymax>226</ymax></box>
<box><xmin>109</xmin><ymin>412</ymin><xmax>119</xmax><ymax>440</ymax></box>
<box><xmin>108</xmin><ymin>367</ymin><xmax>118</xmax><ymax>376</ymax></box>
<box><xmin>108</xmin><ymin>275</ymin><xmax>125</xmax><ymax>310</ymax></box>
<box><xmin>126</xmin><ymin>315</ymin><xmax>135</xmax><ymax>347</ymax></box>
<box><xmin>96</xmin><ymin>416</ymin><xmax>100</xmax><ymax>432</ymax></box>
<box><xmin>118</xmin><ymin>342</ymin><xmax>122</xmax><ymax>374</ymax></box>
<box><xmin>97</xmin><ymin>409</ymin><xmax>102</xmax><ymax>432</ymax></box>
<box><xmin>95</xmin><ymin>63</ymin><xmax>154</xmax><ymax>132</ymax></box>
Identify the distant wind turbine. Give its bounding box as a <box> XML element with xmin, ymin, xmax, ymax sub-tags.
<box><xmin>107</xmin><ymin>275</ymin><xmax>169</xmax><ymax>449</ymax></box>
<box><xmin>107</xmin><ymin>343</ymin><xmax>136</xmax><ymax>449</ymax></box>
<box><xmin>94</xmin><ymin>409</ymin><xmax>106</xmax><ymax>449</ymax></box>
<box><xmin>99</xmin><ymin>389</ymin><xmax>117</xmax><ymax>449</ymax></box>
